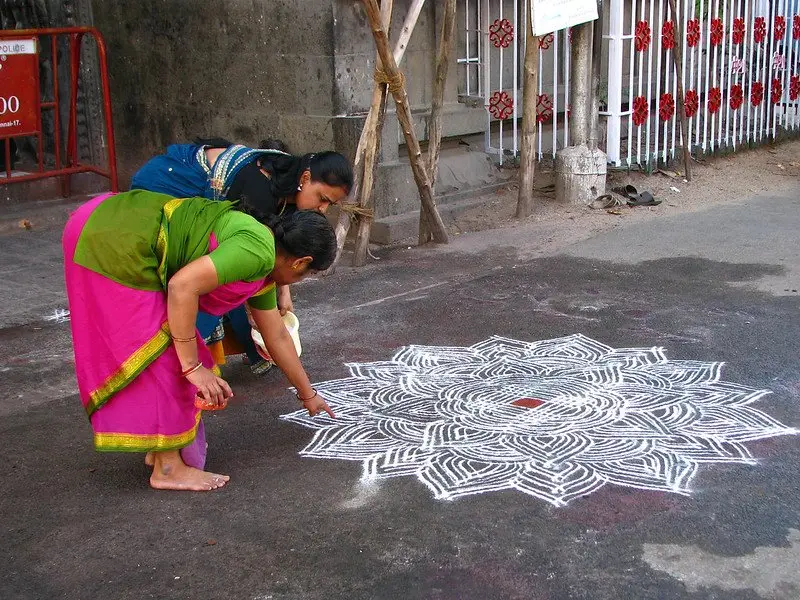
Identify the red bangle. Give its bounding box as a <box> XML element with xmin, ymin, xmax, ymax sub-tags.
<box><xmin>181</xmin><ymin>362</ymin><xmax>202</xmax><ymax>377</ymax></box>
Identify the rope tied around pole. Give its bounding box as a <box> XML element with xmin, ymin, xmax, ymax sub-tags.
<box><xmin>374</xmin><ymin>68</ymin><xmax>405</xmax><ymax>95</ymax></box>
<box><xmin>339</xmin><ymin>203</ymin><xmax>375</xmax><ymax>219</ymax></box>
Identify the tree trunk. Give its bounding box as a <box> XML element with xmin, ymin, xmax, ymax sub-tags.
<box><xmin>516</xmin><ymin>1</ymin><xmax>539</xmax><ymax>218</ymax></box>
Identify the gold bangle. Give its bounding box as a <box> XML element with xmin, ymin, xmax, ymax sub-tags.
<box><xmin>171</xmin><ymin>335</ymin><xmax>197</xmax><ymax>343</ymax></box>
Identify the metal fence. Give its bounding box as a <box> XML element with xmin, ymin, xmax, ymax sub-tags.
<box><xmin>458</xmin><ymin>0</ymin><xmax>572</xmax><ymax>163</ymax></box>
<box><xmin>600</xmin><ymin>0</ymin><xmax>800</xmax><ymax>166</ymax></box>
<box><xmin>459</xmin><ymin>0</ymin><xmax>800</xmax><ymax>168</ymax></box>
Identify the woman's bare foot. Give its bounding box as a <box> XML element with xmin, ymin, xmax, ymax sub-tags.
<box><xmin>144</xmin><ymin>451</ymin><xmax>154</xmax><ymax>467</ymax></box>
<box><xmin>149</xmin><ymin>450</ymin><xmax>229</xmax><ymax>491</ymax></box>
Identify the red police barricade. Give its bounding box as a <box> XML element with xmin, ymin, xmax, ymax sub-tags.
<box><xmin>0</xmin><ymin>27</ymin><xmax>118</xmax><ymax>194</ymax></box>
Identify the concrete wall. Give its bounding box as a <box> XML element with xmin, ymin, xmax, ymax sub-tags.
<box><xmin>92</xmin><ymin>0</ymin><xmax>339</xmax><ymax>185</ymax></box>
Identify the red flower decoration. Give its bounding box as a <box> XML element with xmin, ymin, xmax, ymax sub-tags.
<box><xmin>488</xmin><ymin>91</ymin><xmax>514</xmax><ymax>119</ymax></box>
<box><xmin>710</xmin><ymin>19</ymin><xmax>724</xmax><ymax>46</ymax></box>
<box><xmin>790</xmin><ymin>75</ymin><xmax>800</xmax><ymax>101</ymax></box>
<box><xmin>659</xmin><ymin>93</ymin><xmax>675</xmax><ymax>121</ymax></box>
<box><xmin>751</xmin><ymin>81</ymin><xmax>764</xmax><ymax>106</ymax></box>
<box><xmin>537</xmin><ymin>94</ymin><xmax>553</xmax><ymax>123</ymax></box>
<box><xmin>635</xmin><ymin>20</ymin><xmax>651</xmax><ymax>52</ymax></box>
<box><xmin>684</xmin><ymin>89</ymin><xmax>699</xmax><ymax>117</ymax></box>
<box><xmin>794</xmin><ymin>15</ymin><xmax>800</xmax><ymax>40</ymax></box>
<box><xmin>754</xmin><ymin>17</ymin><xmax>767</xmax><ymax>44</ymax></box>
<box><xmin>538</xmin><ymin>33</ymin><xmax>554</xmax><ymax>50</ymax></box>
<box><xmin>731</xmin><ymin>18</ymin><xmax>746</xmax><ymax>46</ymax></box>
<box><xmin>489</xmin><ymin>18</ymin><xmax>514</xmax><ymax>48</ymax></box>
<box><xmin>732</xmin><ymin>17</ymin><xmax>746</xmax><ymax>44</ymax></box>
<box><xmin>730</xmin><ymin>84</ymin><xmax>744</xmax><ymax>110</ymax></box>
<box><xmin>771</xmin><ymin>78</ymin><xmax>783</xmax><ymax>104</ymax></box>
<box><xmin>687</xmin><ymin>19</ymin><xmax>701</xmax><ymax>47</ymax></box>
<box><xmin>775</xmin><ymin>16</ymin><xmax>787</xmax><ymax>40</ymax></box>
<box><xmin>707</xmin><ymin>87</ymin><xmax>722</xmax><ymax>114</ymax></box>
<box><xmin>662</xmin><ymin>20</ymin><xmax>675</xmax><ymax>50</ymax></box>
<box><xmin>632</xmin><ymin>96</ymin><xmax>649</xmax><ymax>126</ymax></box>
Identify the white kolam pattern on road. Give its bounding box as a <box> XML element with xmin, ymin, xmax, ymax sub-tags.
<box><xmin>280</xmin><ymin>334</ymin><xmax>796</xmax><ymax>506</ymax></box>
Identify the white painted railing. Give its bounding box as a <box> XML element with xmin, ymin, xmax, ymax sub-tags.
<box><xmin>604</xmin><ymin>0</ymin><xmax>800</xmax><ymax>167</ymax></box>
<box><xmin>458</xmin><ymin>0</ymin><xmax>572</xmax><ymax>162</ymax></box>
<box><xmin>458</xmin><ymin>0</ymin><xmax>799</xmax><ymax>168</ymax></box>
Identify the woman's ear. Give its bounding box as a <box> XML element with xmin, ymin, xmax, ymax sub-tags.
<box><xmin>291</xmin><ymin>256</ymin><xmax>314</xmax><ymax>271</ymax></box>
<box><xmin>299</xmin><ymin>169</ymin><xmax>312</xmax><ymax>187</ymax></box>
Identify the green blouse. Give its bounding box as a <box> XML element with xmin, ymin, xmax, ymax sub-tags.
<box><xmin>72</xmin><ymin>190</ymin><xmax>277</xmax><ymax>310</ymax></box>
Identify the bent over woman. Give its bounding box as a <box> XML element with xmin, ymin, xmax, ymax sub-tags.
<box><xmin>63</xmin><ymin>190</ymin><xmax>335</xmax><ymax>491</ymax></box>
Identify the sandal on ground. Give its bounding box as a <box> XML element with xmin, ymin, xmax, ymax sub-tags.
<box><xmin>612</xmin><ymin>184</ymin><xmax>661</xmax><ymax>206</ymax></box>
<box><xmin>588</xmin><ymin>193</ymin><xmax>623</xmax><ymax>209</ymax></box>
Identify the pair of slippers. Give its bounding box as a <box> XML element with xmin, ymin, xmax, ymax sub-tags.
<box><xmin>612</xmin><ymin>184</ymin><xmax>662</xmax><ymax>206</ymax></box>
<box><xmin>589</xmin><ymin>185</ymin><xmax>661</xmax><ymax>209</ymax></box>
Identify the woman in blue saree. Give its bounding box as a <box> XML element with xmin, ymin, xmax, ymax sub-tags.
<box><xmin>131</xmin><ymin>140</ymin><xmax>352</xmax><ymax>373</ymax></box>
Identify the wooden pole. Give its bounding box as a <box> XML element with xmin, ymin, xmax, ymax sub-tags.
<box><xmin>351</xmin><ymin>0</ymin><xmax>395</xmax><ymax>267</ymax></box>
<box><xmin>516</xmin><ymin>0</ymin><xmax>539</xmax><ymax>218</ymax></box>
<box><xmin>667</xmin><ymin>0</ymin><xmax>692</xmax><ymax>181</ymax></box>
<box><xmin>419</xmin><ymin>0</ymin><xmax>457</xmax><ymax>244</ymax></box>
<box><xmin>328</xmin><ymin>0</ymin><xmax>426</xmax><ymax>271</ymax></box>
<box><xmin>361</xmin><ymin>0</ymin><xmax>449</xmax><ymax>244</ymax></box>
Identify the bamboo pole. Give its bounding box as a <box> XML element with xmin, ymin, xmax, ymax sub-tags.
<box><xmin>419</xmin><ymin>0</ymin><xmax>457</xmax><ymax>244</ymax></box>
<box><xmin>361</xmin><ymin>0</ymin><xmax>449</xmax><ymax>244</ymax></box>
<box><xmin>667</xmin><ymin>0</ymin><xmax>692</xmax><ymax>181</ymax></box>
<box><xmin>328</xmin><ymin>0</ymin><xmax>426</xmax><ymax>271</ymax></box>
<box><xmin>351</xmin><ymin>0</ymin><xmax>395</xmax><ymax>267</ymax></box>
<box><xmin>516</xmin><ymin>0</ymin><xmax>539</xmax><ymax>218</ymax></box>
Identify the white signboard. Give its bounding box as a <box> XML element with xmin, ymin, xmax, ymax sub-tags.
<box><xmin>530</xmin><ymin>0</ymin><xmax>598</xmax><ymax>36</ymax></box>
<box><xmin>0</xmin><ymin>39</ymin><xmax>36</xmax><ymax>56</ymax></box>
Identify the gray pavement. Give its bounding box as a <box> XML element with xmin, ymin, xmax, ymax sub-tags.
<box><xmin>1</xmin><ymin>190</ymin><xmax>799</xmax><ymax>599</ymax></box>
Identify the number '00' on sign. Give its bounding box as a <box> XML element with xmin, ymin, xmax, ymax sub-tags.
<box><xmin>0</xmin><ymin>96</ymin><xmax>21</xmax><ymax>115</ymax></box>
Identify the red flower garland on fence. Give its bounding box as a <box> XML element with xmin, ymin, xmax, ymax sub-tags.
<box><xmin>732</xmin><ymin>17</ymin><xmax>746</xmax><ymax>44</ymax></box>
<box><xmin>659</xmin><ymin>93</ymin><xmax>675</xmax><ymax>121</ymax></box>
<box><xmin>632</xmin><ymin>96</ymin><xmax>649</xmax><ymax>126</ymax></box>
<box><xmin>775</xmin><ymin>16</ymin><xmax>787</xmax><ymax>39</ymax></box>
<box><xmin>684</xmin><ymin>89</ymin><xmax>699</xmax><ymax>117</ymax></box>
<box><xmin>791</xmin><ymin>75</ymin><xmax>800</xmax><ymax>101</ymax></box>
<box><xmin>730</xmin><ymin>84</ymin><xmax>744</xmax><ymax>110</ymax></box>
<box><xmin>710</xmin><ymin>19</ymin><xmax>724</xmax><ymax>46</ymax></box>
<box><xmin>635</xmin><ymin>21</ymin><xmax>651</xmax><ymax>52</ymax></box>
<box><xmin>794</xmin><ymin>15</ymin><xmax>800</xmax><ymax>40</ymax></box>
<box><xmin>751</xmin><ymin>81</ymin><xmax>764</xmax><ymax>106</ymax></box>
<box><xmin>538</xmin><ymin>33</ymin><xmax>554</xmax><ymax>50</ymax></box>
<box><xmin>771</xmin><ymin>78</ymin><xmax>783</xmax><ymax>104</ymax></box>
<box><xmin>707</xmin><ymin>87</ymin><xmax>722</xmax><ymax>114</ymax></box>
<box><xmin>662</xmin><ymin>20</ymin><xmax>675</xmax><ymax>50</ymax></box>
<box><xmin>537</xmin><ymin>94</ymin><xmax>553</xmax><ymax>123</ymax></box>
<box><xmin>687</xmin><ymin>19</ymin><xmax>701</xmax><ymax>47</ymax></box>
<box><xmin>754</xmin><ymin>17</ymin><xmax>767</xmax><ymax>44</ymax></box>
<box><xmin>488</xmin><ymin>91</ymin><xmax>514</xmax><ymax>119</ymax></box>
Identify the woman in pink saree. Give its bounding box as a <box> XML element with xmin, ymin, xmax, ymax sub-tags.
<box><xmin>63</xmin><ymin>189</ymin><xmax>335</xmax><ymax>491</ymax></box>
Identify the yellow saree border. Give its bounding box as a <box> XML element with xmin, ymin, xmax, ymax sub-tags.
<box><xmin>156</xmin><ymin>198</ymin><xmax>185</xmax><ymax>287</ymax></box>
<box><xmin>85</xmin><ymin>322</ymin><xmax>172</xmax><ymax>416</ymax></box>
<box><xmin>94</xmin><ymin>412</ymin><xmax>201</xmax><ymax>453</ymax></box>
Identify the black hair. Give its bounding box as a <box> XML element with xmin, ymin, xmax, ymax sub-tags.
<box><xmin>233</xmin><ymin>150</ymin><xmax>353</xmax><ymax>220</ymax></box>
<box><xmin>259</xmin><ymin>138</ymin><xmax>290</xmax><ymax>153</ymax></box>
<box><xmin>266</xmin><ymin>211</ymin><xmax>337</xmax><ymax>272</ymax></box>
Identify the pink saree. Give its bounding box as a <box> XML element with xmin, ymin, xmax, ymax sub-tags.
<box><xmin>63</xmin><ymin>193</ymin><xmax>269</xmax><ymax>469</ymax></box>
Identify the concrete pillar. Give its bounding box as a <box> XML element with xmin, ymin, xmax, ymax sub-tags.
<box><xmin>569</xmin><ymin>22</ymin><xmax>592</xmax><ymax>147</ymax></box>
